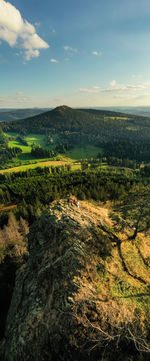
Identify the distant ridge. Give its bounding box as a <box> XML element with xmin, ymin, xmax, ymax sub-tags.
<box><xmin>0</xmin><ymin>108</ymin><xmax>51</xmax><ymax>122</ymax></box>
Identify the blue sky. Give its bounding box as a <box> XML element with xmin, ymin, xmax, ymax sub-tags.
<box><xmin>1</xmin><ymin>0</ymin><xmax>150</xmax><ymax>108</ymax></box>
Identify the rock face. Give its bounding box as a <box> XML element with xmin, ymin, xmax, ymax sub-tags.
<box><xmin>2</xmin><ymin>200</ymin><xmax>104</xmax><ymax>361</ymax></box>
<box><xmin>1</xmin><ymin>201</ymin><xmax>150</xmax><ymax>361</ymax></box>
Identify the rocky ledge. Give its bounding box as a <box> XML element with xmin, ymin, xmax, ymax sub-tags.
<box><xmin>1</xmin><ymin>200</ymin><xmax>150</xmax><ymax>361</ymax></box>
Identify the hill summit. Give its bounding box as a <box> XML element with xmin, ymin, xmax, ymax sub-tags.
<box><xmin>53</xmin><ymin>105</ymin><xmax>72</xmax><ymax>112</ymax></box>
<box><xmin>1</xmin><ymin>200</ymin><xmax>150</xmax><ymax>361</ymax></box>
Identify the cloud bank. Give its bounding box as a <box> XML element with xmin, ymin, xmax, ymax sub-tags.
<box><xmin>76</xmin><ymin>80</ymin><xmax>146</xmax><ymax>95</ymax></box>
<box><xmin>104</xmin><ymin>80</ymin><xmax>146</xmax><ymax>92</ymax></box>
<box><xmin>0</xmin><ymin>0</ymin><xmax>49</xmax><ymax>60</ymax></box>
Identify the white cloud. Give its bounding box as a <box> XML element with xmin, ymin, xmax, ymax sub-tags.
<box><xmin>0</xmin><ymin>26</ymin><xmax>17</xmax><ymax>46</ymax></box>
<box><xmin>105</xmin><ymin>80</ymin><xmax>146</xmax><ymax>92</ymax></box>
<box><xmin>0</xmin><ymin>0</ymin><xmax>49</xmax><ymax>60</ymax></box>
<box><xmin>92</xmin><ymin>51</ymin><xmax>102</xmax><ymax>56</ymax></box>
<box><xmin>25</xmin><ymin>49</ymin><xmax>39</xmax><ymax>60</ymax></box>
<box><xmin>50</xmin><ymin>58</ymin><xmax>58</xmax><ymax>63</ymax></box>
<box><xmin>75</xmin><ymin>81</ymin><xmax>147</xmax><ymax>98</ymax></box>
<box><xmin>63</xmin><ymin>45</ymin><xmax>77</xmax><ymax>53</ymax></box>
<box><xmin>76</xmin><ymin>87</ymin><xmax>100</xmax><ymax>94</ymax></box>
<box><xmin>0</xmin><ymin>0</ymin><xmax>23</xmax><ymax>32</ymax></box>
<box><xmin>22</xmin><ymin>32</ymin><xmax>48</xmax><ymax>50</ymax></box>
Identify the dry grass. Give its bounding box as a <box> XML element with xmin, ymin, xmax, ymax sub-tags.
<box><xmin>80</xmin><ymin>201</ymin><xmax>113</xmax><ymax>228</ymax></box>
<box><xmin>72</xmin><ymin>200</ymin><xmax>150</xmax><ymax>326</ymax></box>
<box><xmin>121</xmin><ymin>241</ymin><xmax>150</xmax><ymax>284</ymax></box>
<box><xmin>138</xmin><ymin>233</ymin><xmax>150</xmax><ymax>259</ymax></box>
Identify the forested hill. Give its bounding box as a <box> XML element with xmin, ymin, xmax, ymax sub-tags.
<box><xmin>2</xmin><ymin>105</ymin><xmax>150</xmax><ymax>135</ymax></box>
<box><xmin>2</xmin><ymin>105</ymin><xmax>121</xmax><ymax>133</ymax></box>
<box><xmin>1</xmin><ymin>105</ymin><xmax>150</xmax><ymax>162</ymax></box>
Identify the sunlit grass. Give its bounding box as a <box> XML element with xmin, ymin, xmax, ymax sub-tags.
<box><xmin>3</xmin><ymin>132</ymin><xmax>102</xmax><ymax>171</ymax></box>
<box><xmin>0</xmin><ymin>160</ymin><xmax>81</xmax><ymax>174</ymax></box>
<box><xmin>6</xmin><ymin>133</ymin><xmax>46</xmax><ymax>153</ymax></box>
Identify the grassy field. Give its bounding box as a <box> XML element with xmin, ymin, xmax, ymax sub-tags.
<box><xmin>3</xmin><ymin>133</ymin><xmax>56</xmax><ymax>167</ymax></box>
<box><xmin>6</xmin><ymin>133</ymin><xmax>101</xmax><ymax>161</ymax></box>
<box><xmin>0</xmin><ymin>160</ymin><xmax>81</xmax><ymax>174</ymax></box>
<box><xmin>6</xmin><ymin>133</ymin><xmax>46</xmax><ymax>153</ymax></box>
<box><xmin>66</xmin><ymin>146</ymin><xmax>101</xmax><ymax>160</ymax></box>
<box><xmin>2</xmin><ymin>132</ymin><xmax>101</xmax><ymax>172</ymax></box>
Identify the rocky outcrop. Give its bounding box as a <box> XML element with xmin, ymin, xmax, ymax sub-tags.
<box><xmin>1</xmin><ymin>201</ymin><xmax>150</xmax><ymax>361</ymax></box>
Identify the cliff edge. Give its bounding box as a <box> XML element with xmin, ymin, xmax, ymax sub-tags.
<box><xmin>1</xmin><ymin>200</ymin><xmax>150</xmax><ymax>361</ymax></box>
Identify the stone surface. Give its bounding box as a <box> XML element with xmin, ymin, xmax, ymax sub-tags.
<box><xmin>2</xmin><ymin>201</ymin><xmax>105</xmax><ymax>361</ymax></box>
<box><xmin>1</xmin><ymin>200</ymin><xmax>149</xmax><ymax>361</ymax></box>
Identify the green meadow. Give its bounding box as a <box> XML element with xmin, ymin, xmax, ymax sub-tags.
<box><xmin>2</xmin><ymin>132</ymin><xmax>101</xmax><ymax>172</ymax></box>
<box><xmin>66</xmin><ymin>145</ymin><xmax>101</xmax><ymax>160</ymax></box>
<box><xmin>3</xmin><ymin>133</ymin><xmax>54</xmax><ymax>167</ymax></box>
<box><xmin>5</xmin><ymin>133</ymin><xmax>101</xmax><ymax>160</ymax></box>
<box><xmin>6</xmin><ymin>133</ymin><xmax>46</xmax><ymax>153</ymax></box>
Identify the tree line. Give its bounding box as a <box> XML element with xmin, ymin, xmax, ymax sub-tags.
<box><xmin>0</xmin><ymin>166</ymin><xmax>149</xmax><ymax>225</ymax></box>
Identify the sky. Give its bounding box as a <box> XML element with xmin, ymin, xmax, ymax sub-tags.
<box><xmin>1</xmin><ymin>0</ymin><xmax>150</xmax><ymax>108</ymax></box>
